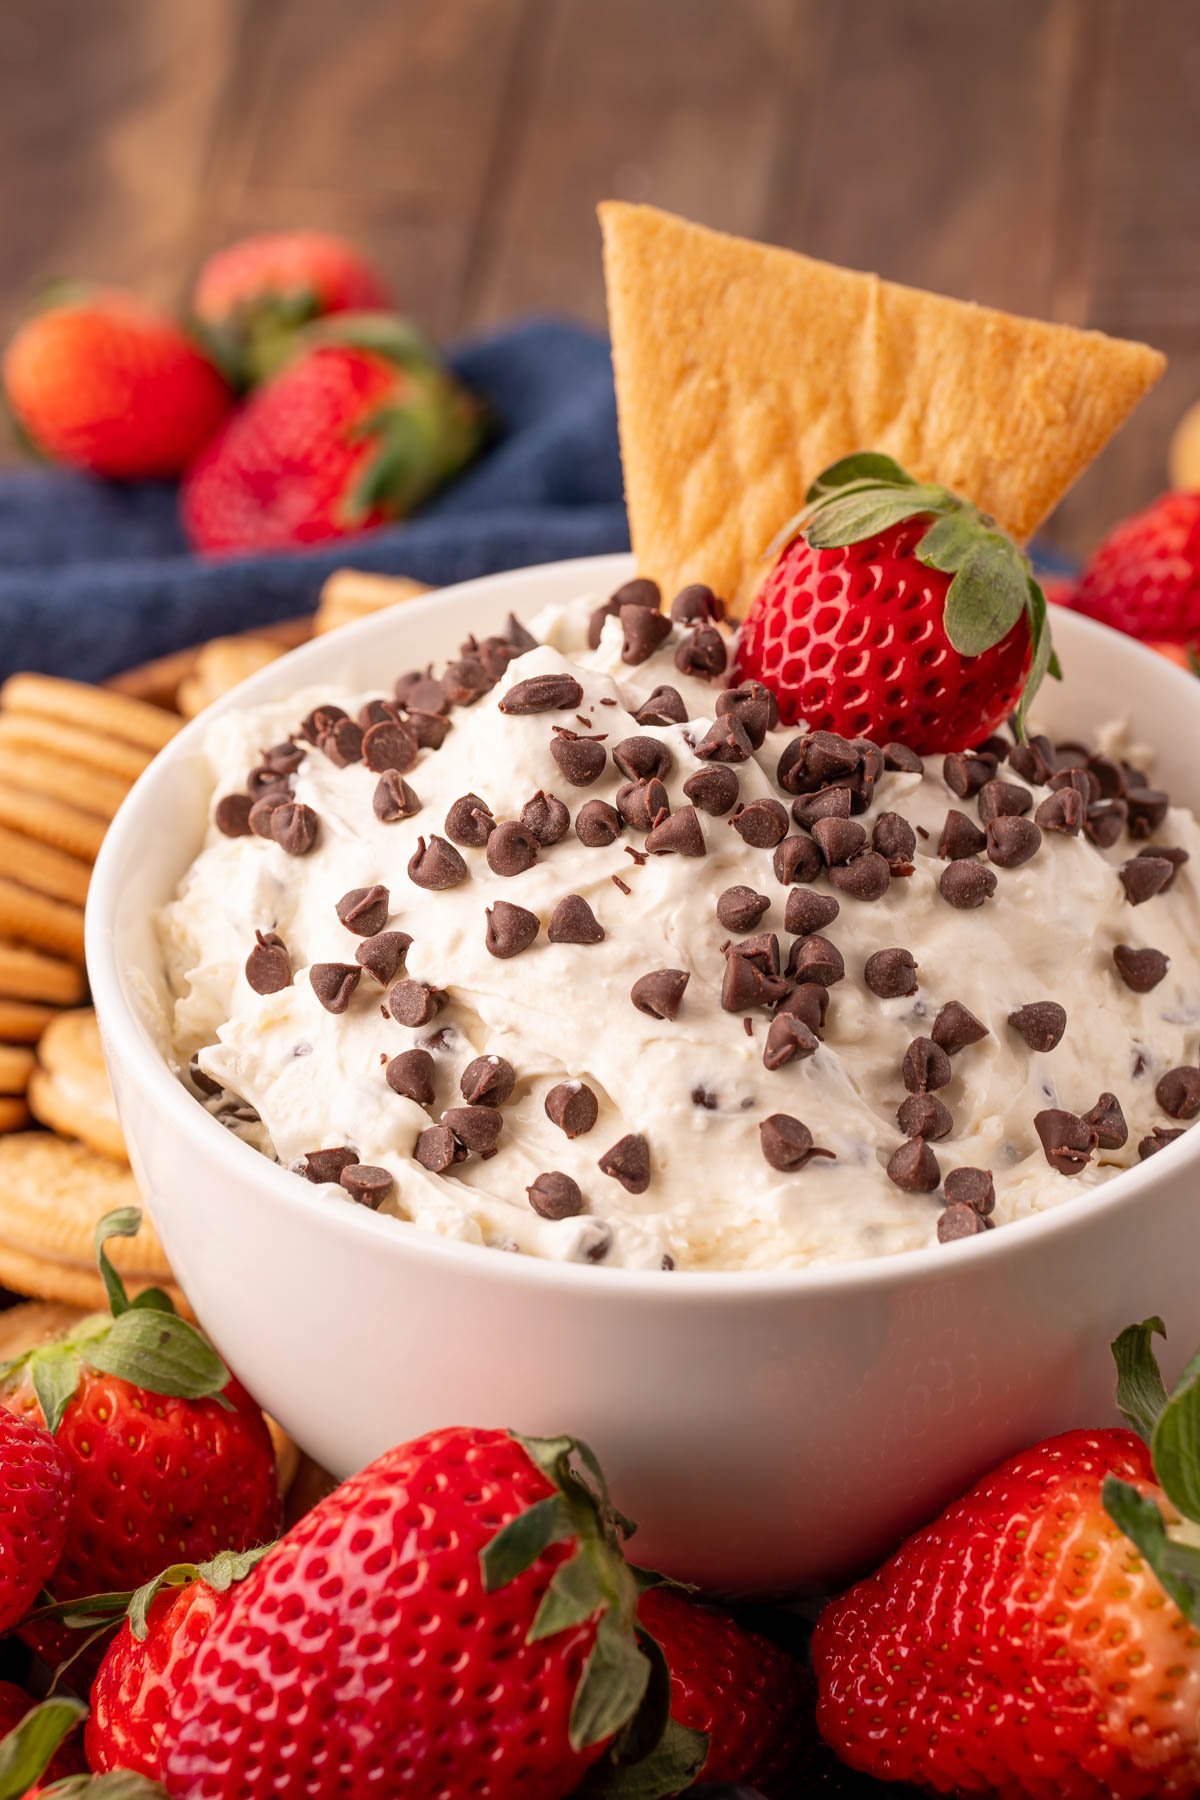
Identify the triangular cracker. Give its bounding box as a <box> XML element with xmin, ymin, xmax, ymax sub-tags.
<box><xmin>600</xmin><ymin>203</ymin><xmax>1165</xmax><ymax>616</ymax></box>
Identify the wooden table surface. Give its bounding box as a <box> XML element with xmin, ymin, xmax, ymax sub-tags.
<box><xmin>4</xmin><ymin>0</ymin><xmax>1198</xmax><ymax>560</ymax></box>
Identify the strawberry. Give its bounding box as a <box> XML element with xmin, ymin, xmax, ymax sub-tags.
<box><xmin>193</xmin><ymin>231</ymin><xmax>391</xmax><ymax>386</ymax></box>
<box><xmin>155</xmin><ymin>1427</ymin><xmax>698</xmax><ymax>1798</ymax></box>
<box><xmin>814</xmin><ymin>1316</ymin><xmax>1200</xmax><ymax>1798</ymax></box>
<box><xmin>4</xmin><ymin>291</ymin><xmax>231</xmax><ymax>479</ymax></box>
<box><xmin>0</xmin><ymin>1405</ymin><xmax>71</xmax><ymax>1634</ymax></box>
<box><xmin>637</xmin><ymin>1584</ymin><xmax>810</xmax><ymax>1795</ymax></box>
<box><xmin>734</xmin><ymin>452</ymin><xmax>1058</xmax><ymax>752</ymax></box>
<box><xmin>0</xmin><ymin>1208</ymin><xmax>279</xmax><ymax>1678</ymax></box>
<box><xmin>1073</xmin><ymin>490</ymin><xmax>1200</xmax><ymax>645</ymax></box>
<box><xmin>180</xmin><ymin>317</ymin><xmax>484</xmax><ymax>556</ymax></box>
<box><xmin>0</xmin><ymin>1686</ymin><xmax>88</xmax><ymax>1793</ymax></box>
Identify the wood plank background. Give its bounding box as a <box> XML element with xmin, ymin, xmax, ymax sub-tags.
<box><xmin>2</xmin><ymin>0</ymin><xmax>1198</xmax><ymax>558</ymax></box>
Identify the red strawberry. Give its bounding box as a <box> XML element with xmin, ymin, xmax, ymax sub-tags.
<box><xmin>4</xmin><ymin>291</ymin><xmax>231</xmax><ymax>478</ymax></box>
<box><xmin>193</xmin><ymin>231</ymin><xmax>390</xmax><ymax>384</ymax></box>
<box><xmin>734</xmin><ymin>453</ymin><xmax>1057</xmax><ymax>752</ymax></box>
<box><xmin>156</xmin><ymin>1427</ymin><xmax>689</xmax><ymax>1798</ymax></box>
<box><xmin>638</xmin><ymin>1584</ymin><xmax>810</xmax><ymax>1794</ymax></box>
<box><xmin>1073</xmin><ymin>490</ymin><xmax>1200</xmax><ymax>644</ymax></box>
<box><xmin>814</xmin><ymin>1316</ymin><xmax>1200</xmax><ymax>1798</ymax></box>
<box><xmin>0</xmin><ymin>1685</ymin><xmax>88</xmax><ymax>1792</ymax></box>
<box><xmin>181</xmin><ymin>319</ymin><xmax>484</xmax><ymax>556</ymax></box>
<box><xmin>0</xmin><ymin>1404</ymin><xmax>71</xmax><ymax>1633</ymax></box>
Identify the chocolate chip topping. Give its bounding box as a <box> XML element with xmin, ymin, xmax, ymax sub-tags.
<box><xmin>675</xmin><ymin>625</ymin><xmax>727</xmax><ymax>681</ymax></box>
<box><xmin>616</xmin><ymin>778</ymin><xmax>669</xmax><ymax>832</ymax></box>
<box><xmin>520</xmin><ymin>790</ymin><xmax>571</xmax><ymax>845</ymax></box>
<box><xmin>731</xmin><ymin>931</ymin><xmax>781</xmax><ymax>974</ymax></box>
<box><xmin>362</xmin><ymin>718</ymin><xmax>418</xmax><ymax>775</ymax></box>
<box><xmin>670</xmin><ymin>582</ymin><xmax>724</xmax><ymax>624</ymax></box>
<box><xmin>445</xmin><ymin>793</ymin><xmax>495</xmax><ymax>846</ymax></box>
<box><xmin>620</xmin><ymin>603</ymin><xmax>672</xmax><ymax>665</ymax></box>
<box><xmin>405</xmin><ymin>674</ymin><xmax>450</xmax><ymax>716</ymax></box>
<box><xmin>598</xmin><ymin>1132</ymin><xmax>651</xmax><ymax>1193</ymax></box>
<box><xmin>778</xmin><ymin>983</ymin><xmax>829</xmax><ymax>1034</ymax></box>
<box><xmin>785</xmin><ymin>888</ymin><xmax>840</xmax><ymax>937</ymax></box>
<box><xmin>485</xmin><ymin>901</ymin><xmax>540</xmax><ymax>959</ymax></box>
<box><xmin>612</xmin><ymin>577</ymin><xmax>662</xmax><ymax>612</ymax></box>
<box><xmin>1008</xmin><ymin>1001</ymin><xmax>1067</xmax><ymax>1052</ymax></box>
<box><xmin>791</xmin><ymin>785</ymin><xmax>853</xmax><ymax>829</ymax></box>
<box><xmin>931</xmin><ymin>1001</ymin><xmax>988</xmax><ymax>1056</ymax></box>
<box><xmin>454</xmin><ymin>1056</ymin><xmax>513</xmax><ymax>1108</ymax></box>
<box><xmin>864</xmin><ymin>948</ymin><xmax>918</xmax><ymax>999</ymax></box>
<box><xmin>721</xmin><ymin>947</ymin><xmax>789</xmax><ymax>1013</ymax></box>
<box><xmin>373</xmin><ymin>771</ymin><xmax>421</xmax><ymax>822</ymax></box>
<box><xmin>986</xmin><ymin>816</ymin><xmax>1042</xmax><ymax>869</ymax></box>
<box><xmin>485</xmin><ymin>821</ymin><xmax>540</xmax><ymax>878</ymax></box>
<box><xmin>631</xmin><ymin>969</ymin><xmax>689</xmax><ymax>1021</ymax></box>
<box><xmin>759</xmin><ymin>1114</ymin><xmax>834</xmax><ymax>1171</ymax></box>
<box><xmin>354</xmin><ymin>931</ymin><xmax>411</xmax><ymax>986</ymax></box>
<box><xmin>298</xmin><ymin>702</ymin><xmax>347</xmax><ymax>746</ymax></box>
<box><xmin>887</xmin><ymin>1139</ymin><xmax>941</xmax><ymax>1192</ymax></box>
<box><xmin>339</xmin><ymin>1163</ymin><xmax>393</xmax><ymax>1208</ymax></box>
<box><xmin>245</xmin><ymin>930</ymin><xmax>292</xmax><ymax>994</ymax></box>
<box><xmin>575</xmin><ymin>799</ymin><xmax>622</xmax><ymax>848</ymax></box>
<box><xmin>872</xmin><ymin>812</ymin><xmax>916</xmax><ymax>869</ymax></box>
<box><xmin>441</xmin><ymin>1105</ymin><xmax>504</xmax><ymax>1158</ymax></box>
<box><xmin>1120</xmin><ymin>854</ymin><xmax>1174</xmax><ymax>905</ymax></box>
<box><xmin>248</xmin><ymin>793</ymin><xmax>286</xmax><ymax>839</ymax></box>
<box><xmin>1126</xmin><ymin>787</ymin><xmax>1170</xmax><ymax>838</ymax></box>
<box><xmin>387</xmin><ymin>979</ymin><xmax>444</xmax><ymax>1028</ymax></box>
<box><xmin>270</xmin><ymin>801</ymin><xmax>319</xmax><ymax>856</ymax></box>
<box><xmin>731</xmin><ymin>798</ymin><xmax>789</xmax><ymax>849</ymax></box>
<box><xmin>262</xmin><ymin>739</ymin><xmax>305</xmax><ymax>776</ymax></box>
<box><xmin>1007</xmin><ymin>735</ymin><xmax>1055</xmax><ymax>785</ymax></box>
<box><xmin>408</xmin><ymin>834</ymin><xmax>468</xmax><ymax>890</ymax></box>
<box><xmin>940</xmin><ymin>860</ymin><xmax>997</xmax><ymax>908</ymax></box>
<box><xmin>763</xmin><ymin>1013</ymin><xmax>820</xmax><ymax>1070</ymax></box>
<box><xmin>1083</xmin><ymin>1091</ymin><xmax>1128</xmax><ymax>1149</ymax></box>
<box><xmin>939</xmin><ymin>810</ymin><xmax>987</xmax><ymax>860</ymax></box>
<box><xmin>302</xmin><ymin>1146</ymin><xmax>358</xmax><ymax>1184</ymax></box>
<box><xmin>613</xmin><ymin>736</ymin><xmax>674</xmax><ymax>782</ymax></box>
<box><xmin>812</xmin><ymin>816</ymin><xmax>867</xmax><ymax>866</ymax></box>
<box><xmin>551</xmin><ymin>729</ymin><xmax>608</xmax><ymax>787</ymax></box>
<box><xmin>1049</xmin><ymin>767</ymin><xmax>1099</xmax><ymax>805</ymax></box>
<box><xmin>828</xmin><ymin>851</ymin><xmax>891</xmax><ymax>902</ymax></box>
<box><xmin>336</xmin><ymin>885</ymin><xmax>390</xmax><ymax>937</ymax></box>
<box><xmin>215</xmin><ymin>793</ymin><xmax>253</xmax><ymax>837</ymax></box>
<box><xmin>943</xmin><ymin>1167</ymin><xmax>996</xmax><ymax>1214</ymax></box>
<box><xmin>414</xmin><ymin>1124</ymin><xmax>466</xmax><ymax>1173</ymax></box>
<box><xmin>902</xmin><ymin>1037</ymin><xmax>952</xmax><ymax>1094</ymax></box>
<box><xmin>534</xmin><ymin>894</ymin><xmax>601</xmax><ymax>950</ymax></box>
<box><xmin>1156</xmin><ymin>1066</ymin><xmax>1200</xmax><ymax>1119</ymax></box>
<box><xmin>938</xmin><ymin>1203</ymin><xmax>988</xmax><ymax>1241</ymax></box>
<box><xmin>1034</xmin><ymin>1108</ymin><xmax>1097</xmax><ymax>1175</ymax></box>
<box><xmin>188</xmin><ymin>1052</ymin><xmax>222</xmax><ymax>1097</ymax></box>
<box><xmin>646</xmin><ymin>805</ymin><xmax>705</xmax><ymax>857</ymax></box>
<box><xmin>897</xmin><ymin>1093</ymin><xmax>953</xmax><ymax>1140</ymax></box>
<box><xmin>635</xmin><ymin>685</ymin><xmax>688</xmax><ymax>728</ymax></box>
<box><xmin>694</xmin><ymin>713</ymin><xmax>754</xmax><ymax>764</ymax></box>
<box><xmin>883</xmin><ymin>742</ymin><xmax>924</xmax><ymax>775</ymax></box>
<box><xmin>528</xmin><ymin>1171</ymin><xmax>585</xmax><ymax>1220</ymax></box>
<box><xmin>319</xmin><ymin>717</ymin><xmax>364</xmax><ymax>767</ymax></box>
<box><xmin>386</xmin><ymin>1048</ymin><xmax>436</xmax><ymax>1105</ymax></box>
<box><xmin>773</xmin><ymin>834</ymin><xmax>822</xmax><ymax>886</ymax></box>
<box><xmin>788</xmin><ymin>935</ymin><xmax>845</xmax><ymax>987</ymax></box>
<box><xmin>407</xmin><ymin>710</ymin><xmax>451</xmax><ymax>751</ymax></box>
<box><xmin>943</xmin><ymin>751</ymin><xmax>997</xmax><ymax>798</ymax></box>
<box><xmin>545</xmin><ymin>1081</ymin><xmax>599</xmax><ymax>1139</ymax></box>
<box><xmin>1034</xmin><ymin>788</ymin><xmax>1084</xmax><ymax>836</ymax></box>
<box><xmin>1113</xmin><ymin>944</ymin><xmax>1170</xmax><ymax>992</ymax></box>
<box><xmin>310</xmin><ymin>962</ymin><xmax>362</xmax><ymax>1014</ymax></box>
<box><xmin>442</xmin><ymin>657</ymin><xmax>492</xmax><ymax>708</ymax></box>
<box><xmin>977</xmin><ymin>779</ymin><xmax>1032</xmax><ymax>824</ymax></box>
<box><xmin>1085</xmin><ymin>799</ymin><xmax>1128</xmax><ymax>849</ymax></box>
<box><xmin>499</xmin><ymin>673</ymin><xmax>584</xmax><ymax>714</ymax></box>
<box><xmin>717</xmin><ymin>681</ymin><xmax>777</xmax><ymax>749</ymax></box>
<box><xmin>1140</xmin><ymin>1126</ymin><xmax>1185</xmax><ymax>1160</ymax></box>
<box><xmin>711</xmin><ymin>887</ymin><xmax>766</xmax><ymax>935</ymax></box>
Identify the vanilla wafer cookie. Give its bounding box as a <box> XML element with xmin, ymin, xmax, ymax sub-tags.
<box><xmin>0</xmin><ymin>879</ymin><xmax>85</xmax><ymax>963</ymax></box>
<box><xmin>0</xmin><ymin>787</ymin><xmax>106</xmax><ymax>862</ymax></box>
<box><xmin>0</xmin><ymin>1299</ymin><xmax>86</xmax><ymax>1360</ymax></box>
<box><xmin>0</xmin><ymin>1046</ymin><xmax>35</xmax><ymax>1094</ymax></box>
<box><xmin>314</xmin><ymin>569</ymin><xmax>428</xmax><ymax>635</ymax></box>
<box><xmin>1</xmin><ymin>674</ymin><xmax>180</xmax><ymax>753</ymax></box>
<box><xmin>177</xmin><ymin>637</ymin><xmax>286</xmax><ymax>720</ymax></box>
<box><xmin>0</xmin><ymin>744</ymin><xmax>130</xmax><ymax>821</ymax></box>
<box><xmin>0</xmin><ymin>1098</ymin><xmax>30</xmax><ymax>1133</ymax></box>
<box><xmin>0</xmin><ymin>714</ymin><xmax>153</xmax><ymax>783</ymax></box>
<box><xmin>0</xmin><ymin>826</ymin><xmax>90</xmax><ymax>909</ymax></box>
<box><xmin>29</xmin><ymin>1008</ymin><xmax>126</xmax><ymax>1163</ymax></box>
<box><xmin>0</xmin><ymin>940</ymin><xmax>84</xmax><ymax>1006</ymax></box>
<box><xmin>0</xmin><ymin>1000</ymin><xmax>58</xmax><ymax>1044</ymax></box>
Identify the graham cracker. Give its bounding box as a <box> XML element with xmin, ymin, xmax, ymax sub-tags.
<box><xmin>599</xmin><ymin>203</ymin><xmax>1166</xmax><ymax>615</ymax></box>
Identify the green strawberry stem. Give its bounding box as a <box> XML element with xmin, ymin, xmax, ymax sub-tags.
<box><xmin>28</xmin><ymin>1544</ymin><xmax>274</xmax><ymax>1644</ymax></box>
<box><xmin>1104</xmin><ymin>1319</ymin><xmax>1200</xmax><ymax>1618</ymax></box>
<box><xmin>768</xmin><ymin>452</ymin><xmax>1062</xmax><ymax>740</ymax></box>
<box><xmin>43</xmin><ymin>1775</ymin><xmax>167</xmax><ymax>1796</ymax></box>
<box><xmin>0</xmin><ymin>1697</ymin><xmax>84</xmax><ymax>1800</ymax></box>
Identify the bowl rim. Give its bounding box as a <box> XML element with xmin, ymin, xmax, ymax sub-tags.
<box><xmin>86</xmin><ymin>550</ymin><xmax>1200</xmax><ymax>1302</ymax></box>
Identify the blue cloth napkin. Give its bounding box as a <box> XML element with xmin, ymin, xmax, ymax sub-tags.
<box><xmin>0</xmin><ymin>319</ymin><xmax>630</xmax><ymax>683</ymax></box>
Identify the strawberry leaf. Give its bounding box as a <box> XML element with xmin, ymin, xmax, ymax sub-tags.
<box><xmin>916</xmin><ymin>511</ymin><xmax>980</xmax><ymax>573</ymax></box>
<box><xmin>480</xmin><ymin>1494</ymin><xmax>574</xmax><ymax>1592</ymax></box>
<box><xmin>85</xmin><ymin>1309</ymin><xmax>231</xmax><ymax>1406</ymax></box>
<box><xmin>801</xmin><ymin>485</ymin><xmax>950</xmax><ymax>550</ymax></box>
<box><xmin>0</xmin><ymin>1697</ymin><xmax>85</xmax><ymax>1800</ymax></box>
<box><xmin>943</xmin><ymin>539</ymin><xmax>1030</xmax><ymax>657</ymax></box>
<box><xmin>31</xmin><ymin>1346</ymin><xmax>82</xmax><ymax>1436</ymax></box>
<box><xmin>44</xmin><ymin>1777</ymin><xmax>167</xmax><ymax>1797</ymax></box>
<box><xmin>576</xmin><ymin>1720</ymin><xmax>709</xmax><ymax>1799</ymax></box>
<box><xmin>571</xmin><ymin>1610</ymin><xmax>652</xmax><ymax>1752</ymax></box>
<box><xmin>804</xmin><ymin>452</ymin><xmax>916</xmax><ymax>503</ymax></box>
<box><xmin>1112</xmin><ymin>1316</ymin><xmax>1170</xmax><ymax>1442</ymax></box>
<box><xmin>1102</xmin><ymin>1476</ymin><xmax>1200</xmax><ymax>1623</ymax></box>
<box><xmin>528</xmin><ymin>1546</ymin><xmax>605</xmax><ymax>1642</ymax></box>
<box><xmin>95</xmin><ymin>1208</ymin><xmax>143</xmax><ymax>1318</ymax></box>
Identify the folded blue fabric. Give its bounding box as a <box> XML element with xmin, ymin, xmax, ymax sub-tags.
<box><xmin>0</xmin><ymin>318</ymin><xmax>630</xmax><ymax>683</ymax></box>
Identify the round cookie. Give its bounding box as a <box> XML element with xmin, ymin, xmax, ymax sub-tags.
<box><xmin>0</xmin><ymin>1098</ymin><xmax>30</xmax><ymax>1133</ymax></box>
<box><xmin>0</xmin><ymin>674</ymin><xmax>180</xmax><ymax>754</ymax></box>
<box><xmin>0</xmin><ymin>1000</ymin><xmax>59</xmax><ymax>1044</ymax></box>
<box><xmin>0</xmin><ymin>940</ymin><xmax>85</xmax><ymax>1006</ymax></box>
<box><xmin>0</xmin><ymin>787</ymin><xmax>107</xmax><ymax>863</ymax></box>
<box><xmin>0</xmin><ymin>879</ymin><xmax>85</xmax><ymax>963</ymax></box>
<box><xmin>0</xmin><ymin>744</ymin><xmax>130</xmax><ymax>822</ymax></box>
<box><xmin>0</xmin><ymin>1046</ymin><xmax>34</xmax><ymax>1095</ymax></box>
<box><xmin>0</xmin><ymin>1298</ymin><xmax>86</xmax><ymax>1359</ymax></box>
<box><xmin>0</xmin><ymin>825</ymin><xmax>90</xmax><ymax>910</ymax></box>
<box><xmin>29</xmin><ymin>1008</ymin><xmax>126</xmax><ymax>1163</ymax></box>
<box><xmin>177</xmin><ymin>637</ymin><xmax>286</xmax><ymax>720</ymax></box>
<box><xmin>0</xmin><ymin>714</ymin><xmax>153</xmax><ymax>783</ymax></box>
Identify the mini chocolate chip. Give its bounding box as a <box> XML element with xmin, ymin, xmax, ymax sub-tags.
<box><xmin>887</xmin><ymin>1139</ymin><xmax>941</xmax><ymax>1192</ymax></box>
<box><xmin>763</xmin><ymin>1013</ymin><xmax>820</xmax><ymax>1070</ymax></box>
<box><xmin>442</xmin><ymin>657</ymin><xmax>492</xmax><ymax>707</ymax></box>
<box><xmin>414</xmin><ymin>1124</ymin><xmax>465</xmax><ymax>1173</ymax></box>
<box><xmin>387</xmin><ymin>1048</ymin><xmax>436</xmax><ymax>1104</ymax></box>
<box><xmin>551</xmin><ymin>730</ymin><xmax>607</xmax><ymax>787</ymax></box>
<box><xmin>298</xmin><ymin>702</ymin><xmax>347</xmax><ymax>746</ymax></box>
<box><xmin>812</xmin><ymin>816</ymin><xmax>867</xmax><ymax>866</ymax></box>
<box><xmin>1008</xmin><ymin>735</ymin><xmax>1056</xmax><ymax>784</ymax></box>
<box><xmin>943</xmin><ymin>1166</ymin><xmax>996</xmax><ymax>1214</ymax></box>
<box><xmin>777</xmin><ymin>983</ymin><xmax>829</xmax><ymax>1034</ymax></box>
<box><xmin>1008</xmin><ymin>1001</ymin><xmax>1067</xmax><ymax>1052</ymax></box>
<box><xmin>716</xmin><ymin>886</ymin><xmax>768</xmax><ymax>932</ymax></box>
<box><xmin>717</xmin><ymin>681</ymin><xmax>777</xmax><ymax>748</ymax></box>
<box><xmin>1085</xmin><ymin>799</ymin><xmax>1128</xmax><ymax>849</ymax></box>
<box><xmin>613</xmin><ymin>736</ymin><xmax>674</xmax><ymax>782</ymax></box>
<box><xmin>634</xmin><ymin>684</ymin><xmax>689</xmax><ymax>727</ymax></box>
<box><xmin>670</xmin><ymin>582</ymin><xmax>724</xmax><ymax>624</ymax></box>
<box><xmin>612</xmin><ymin>577</ymin><xmax>662</xmax><ymax>611</ymax></box>
<box><xmin>310</xmin><ymin>962</ymin><xmax>361</xmax><ymax>1014</ymax></box>
<box><xmin>189</xmin><ymin>1052</ymin><xmax>222</xmax><ymax>1097</ymax></box>
<box><xmin>245</xmin><ymin>930</ymin><xmax>292</xmax><ymax>994</ymax></box>
<box><xmin>303</xmin><ymin>1146</ymin><xmax>358</xmax><ymax>1183</ymax></box>
<box><xmin>1139</xmin><ymin>1127</ymin><xmax>1185</xmax><ymax>1159</ymax></box>
<box><xmin>616</xmin><ymin>778</ymin><xmax>669</xmax><ymax>832</ymax></box>
<box><xmin>262</xmin><ymin>740</ymin><xmax>305</xmax><ymax>776</ymax></box>
<box><xmin>546</xmin><ymin>894</ymin><xmax>605</xmax><ymax>945</ymax></box>
<box><xmin>721</xmin><ymin>949</ymin><xmax>789</xmax><ymax>1013</ymax></box>
<box><xmin>1126</xmin><ymin>787</ymin><xmax>1170</xmax><ymax>838</ymax></box>
<box><xmin>1137</xmin><ymin>844</ymin><xmax>1189</xmax><ymax>890</ymax></box>
<box><xmin>938</xmin><ymin>1203</ymin><xmax>987</xmax><ymax>1241</ymax></box>
<box><xmin>621</xmin><ymin>604</ymin><xmax>672</xmax><ymax>665</ymax></box>
<box><xmin>986</xmin><ymin>815</ymin><xmax>1042</xmax><ymax>869</ymax></box>
<box><xmin>407</xmin><ymin>710</ymin><xmax>451</xmax><ymax>751</ymax></box>
<box><xmin>674</xmin><ymin>625</ymin><xmax>727</xmax><ymax>680</ymax></box>
<box><xmin>458</xmin><ymin>1056</ymin><xmax>516</xmax><ymax>1108</ymax></box>
<box><xmin>872</xmin><ymin>812</ymin><xmax>916</xmax><ymax>868</ymax></box>
<box><xmin>520</xmin><ymin>790</ymin><xmax>571</xmax><ymax>845</ymax></box>
<box><xmin>373</xmin><ymin>771</ymin><xmax>421</xmax><ymax>822</ymax></box>
<box><xmin>336</xmin><ymin>885</ymin><xmax>390</xmax><ymax>937</ymax></box>
<box><xmin>1083</xmin><ymin>1091</ymin><xmax>1128</xmax><ymax>1148</ymax></box>
<box><xmin>883</xmin><ymin>742</ymin><xmax>924</xmax><ymax>774</ymax></box>
<box><xmin>545</xmin><ymin>1081</ymin><xmax>598</xmax><ymax>1137</ymax></box>
<box><xmin>355</xmin><ymin>931</ymin><xmax>411</xmax><ymax>985</ymax></box>
<box><xmin>939</xmin><ymin>810</ymin><xmax>987</xmax><ymax>860</ymax></box>
<box><xmin>731</xmin><ymin>931</ymin><xmax>781</xmax><ymax>974</ymax></box>
<box><xmin>977</xmin><ymin>779</ymin><xmax>1032</xmax><ymax>824</ymax></box>
<box><xmin>486</xmin><ymin>821</ymin><xmax>540</xmax><ymax>878</ymax></box>
<box><xmin>362</xmin><ymin>718</ymin><xmax>418</xmax><ymax>774</ymax></box>
<box><xmin>975</xmin><ymin>734</ymin><xmax>1011</xmax><ymax>760</ymax></box>
<box><xmin>245</xmin><ymin>761</ymin><xmax>290</xmax><ymax>798</ymax></box>
<box><xmin>759</xmin><ymin>1114</ymin><xmax>834</xmax><ymax>1171</ymax></box>
<box><xmin>1120</xmin><ymin>855</ymin><xmax>1173</xmax><ymax>905</ymax></box>
<box><xmin>575</xmin><ymin>799</ymin><xmax>623</xmax><ymax>847</ymax></box>
<box><xmin>1113</xmin><ymin>944</ymin><xmax>1170</xmax><ymax>992</ymax></box>
<box><xmin>694</xmin><ymin>713</ymin><xmax>753</xmax><ymax>764</ymax></box>
<box><xmin>1034</xmin><ymin>788</ymin><xmax>1084</xmax><ymax>836</ymax></box>
<box><xmin>773</xmin><ymin>834</ymin><xmax>822</xmax><ymax>885</ymax></box>
<box><xmin>500</xmin><ymin>674</ymin><xmax>584</xmax><ymax>714</ymax></box>
<box><xmin>445</xmin><ymin>793</ymin><xmax>495</xmax><ymax>846</ymax></box>
<box><xmin>406</xmin><ymin>674</ymin><xmax>450</xmax><ymax>716</ymax></box>
<box><xmin>864</xmin><ymin>948</ymin><xmax>918</xmax><ymax>999</ymax></box>
<box><xmin>485</xmin><ymin>901</ymin><xmax>540</xmax><ymax>959</ymax></box>
<box><xmin>441</xmin><ymin>1105</ymin><xmax>504</xmax><ymax>1157</ymax></box>
<box><xmin>270</xmin><ymin>801</ymin><xmax>319</xmax><ymax>856</ymax></box>
<box><xmin>408</xmin><ymin>834</ymin><xmax>468</xmax><ymax>890</ymax></box>
<box><xmin>215</xmin><ymin>793</ymin><xmax>253</xmax><ymax>837</ymax></box>
<box><xmin>1088</xmin><ymin>755</ymin><xmax>1127</xmax><ymax>799</ymax></box>
<box><xmin>598</xmin><ymin>1133</ymin><xmax>651</xmax><ymax>1193</ymax></box>
<box><xmin>339</xmin><ymin>1163</ymin><xmax>393</xmax><ymax>1207</ymax></box>
<box><xmin>646</xmin><ymin>805</ymin><xmax>705</xmax><ymax>857</ymax></box>
<box><xmin>785</xmin><ymin>888</ymin><xmax>840</xmax><ymax>937</ymax></box>
<box><xmin>248</xmin><ymin>793</ymin><xmax>287</xmax><ymax>838</ymax></box>
<box><xmin>731</xmin><ymin>797</ymin><xmax>789</xmax><ymax>849</ymax></box>
<box><xmin>1049</xmin><ymin>767</ymin><xmax>1100</xmax><ymax>804</ymax></box>
<box><xmin>528</xmin><ymin>1171</ymin><xmax>584</xmax><ymax>1220</ymax></box>
<box><xmin>388</xmin><ymin>979</ymin><xmax>444</xmax><ymax>1027</ymax></box>
<box><xmin>828</xmin><ymin>850</ymin><xmax>891</xmax><ymax>901</ymax></box>
<box><xmin>931</xmin><ymin>1001</ymin><xmax>988</xmax><ymax>1056</ymax></box>
<box><xmin>319</xmin><ymin>717</ymin><xmax>364</xmax><ymax>766</ymax></box>
<box><xmin>788</xmin><ymin>935</ymin><xmax>845</xmax><ymax>987</ymax></box>
<box><xmin>631</xmin><ymin>969</ymin><xmax>689</xmax><ymax>1021</ymax></box>
<box><xmin>1035</xmin><ymin>1108</ymin><xmax>1097</xmax><ymax>1175</ymax></box>
<box><xmin>1156</xmin><ymin>1066</ymin><xmax>1200</xmax><ymax>1119</ymax></box>
<box><xmin>902</xmin><ymin>1037</ymin><xmax>952</xmax><ymax>1094</ymax></box>
<box><xmin>943</xmin><ymin>751</ymin><xmax>997</xmax><ymax>798</ymax></box>
<box><xmin>940</xmin><ymin>861</ymin><xmax>997</xmax><ymax>908</ymax></box>
<box><xmin>791</xmin><ymin>786</ymin><xmax>853</xmax><ymax>829</ymax></box>
<box><xmin>897</xmin><ymin>1093</ymin><xmax>953</xmax><ymax>1139</ymax></box>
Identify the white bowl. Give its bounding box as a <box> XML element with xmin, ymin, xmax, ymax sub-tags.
<box><xmin>87</xmin><ymin>553</ymin><xmax>1200</xmax><ymax>1597</ymax></box>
